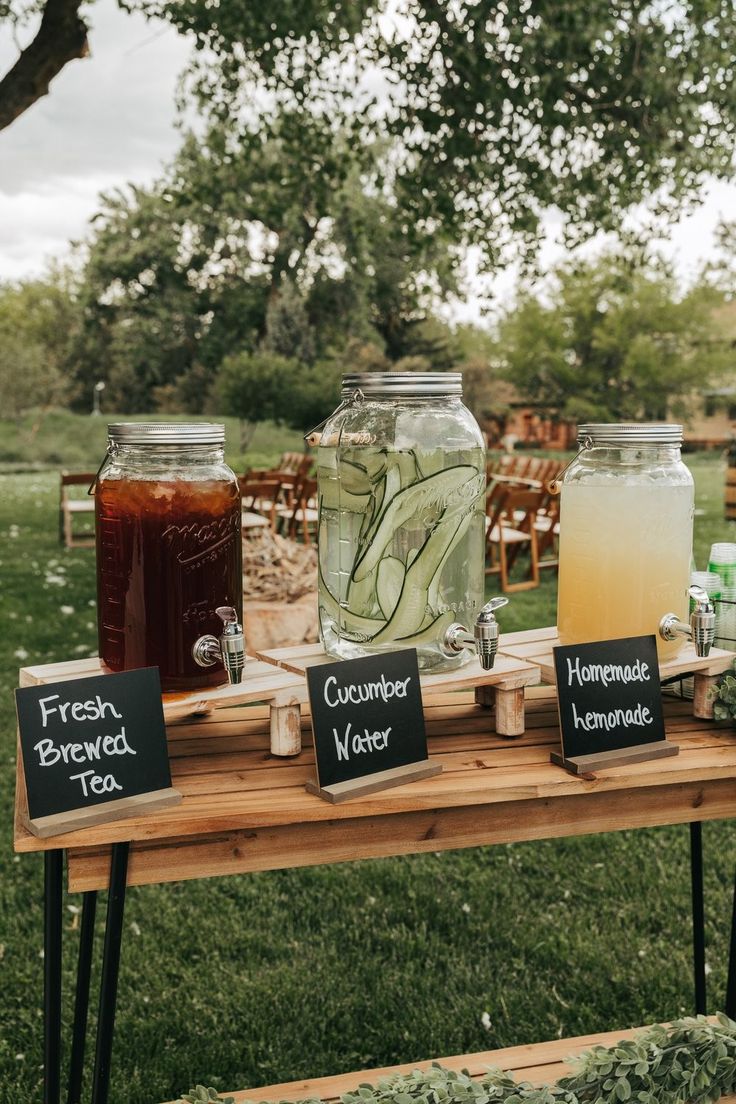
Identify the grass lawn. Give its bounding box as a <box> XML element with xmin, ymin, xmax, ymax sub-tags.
<box><xmin>1</xmin><ymin>449</ymin><xmax>736</xmax><ymax>1103</ymax></box>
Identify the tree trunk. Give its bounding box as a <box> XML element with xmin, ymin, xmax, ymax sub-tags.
<box><xmin>0</xmin><ymin>0</ymin><xmax>89</xmax><ymax>132</ymax></box>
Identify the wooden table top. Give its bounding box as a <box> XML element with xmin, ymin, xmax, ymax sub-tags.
<box><xmin>14</xmin><ymin>683</ymin><xmax>736</xmax><ymax>893</ymax></box>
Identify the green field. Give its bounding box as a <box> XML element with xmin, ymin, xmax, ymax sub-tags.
<box><xmin>1</xmin><ymin>446</ymin><xmax>735</xmax><ymax>1104</ymax></box>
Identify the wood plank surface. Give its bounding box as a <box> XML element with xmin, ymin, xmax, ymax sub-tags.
<box><xmin>14</xmin><ymin>677</ymin><xmax>736</xmax><ymax>891</ymax></box>
<box><xmin>159</xmin><ymin>1025</ymin><xmax>736</xmax><ymax>1103</ymax></box>
<box><xmin>67</xmin><ymin>775</ymin><xmax>736</xmax><ymax>892</ymax></box>
<box><xmin>17</xmin><ymin>696</ymin><xmax>736</xmax><ymax>856</ymax></box>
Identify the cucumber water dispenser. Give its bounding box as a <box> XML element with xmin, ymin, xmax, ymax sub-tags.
<box><xmin>316</xmin><ymin>373</ymin><xmax>503</xmax><ymax>671</ymax></box>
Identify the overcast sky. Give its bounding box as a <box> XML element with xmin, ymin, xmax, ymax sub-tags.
<box><xmin>0</xmin><ymin>0</ymin><xmax>191</xmax><ymax>279</ymax></box>
<box><xmin>1</xmin><ymin>0</ymin><xmax>735</xmax><ymax>320</ymax></box>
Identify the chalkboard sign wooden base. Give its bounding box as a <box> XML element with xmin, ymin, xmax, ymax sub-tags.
<box><xmin>550</xmin><ymin>740</ymin><xmax>679</xmax><ymax>776</ymax></box>
<box><xmin>306</xmin><ymin>761</ymin><xmax>442</xmax><ymax>804</ymax></box>
<box><xmin>23</xmin><ymin>786</ymin><xmax>182</xmax><ymax>839</ymax></box>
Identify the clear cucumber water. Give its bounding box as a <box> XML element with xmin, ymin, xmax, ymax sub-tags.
<box><xmin>318</xmin><ymin>444</ymin><xmax>485</xmax><ymax>670</ymax></box>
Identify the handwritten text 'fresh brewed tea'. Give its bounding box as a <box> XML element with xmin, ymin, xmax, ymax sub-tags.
<box><xmin>33</xmin><ymin>693</ymin><xmax>135</xmax><ymax>797</ymax></box>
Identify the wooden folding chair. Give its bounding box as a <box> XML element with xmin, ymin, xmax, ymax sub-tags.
<box><xmin>485</xmin><ymin>486</ymin><xmax>542</xmax><ymax>592</ymax></box>
<box><xmin>534</xmin><ymin>489</ymin><xmax>561</xmax><ymax>569</ymax></box>
<box><xmin>59</xmin><ymin>472</ymin><xmax>97</xmax><ymax>549</ymax></box>
<box><xmin>241</xmin><ymin>477</ymin><xmax>283</xmax><ymax>531</ymax></box>
<box><xmin>278</xmin><ymin>451</ymin><xmax>308</xmax><ymax>474</ymax></box>
<box><xmin>276</xmin><ymin>477</ymin><xmax>319</xmax><ymax>544</ymax></box>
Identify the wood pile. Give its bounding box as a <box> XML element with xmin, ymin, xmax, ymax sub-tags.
<box><xmin>243</xmin><ymin>527</ymin><xmax>318</xmax><ymax>603</ymax></box>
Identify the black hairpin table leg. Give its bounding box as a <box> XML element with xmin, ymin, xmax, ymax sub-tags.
<box><xmin>725</xmin><ymin>867</ymin><xmax>736</xmax><ymax>1018</ymax></box>
<box><xmin>690</xmin><ymin>821</ymin><xmax>707</xmax><ymax>1014</ymax></box>
<box><xmin>66</xmin><ymin>891</ymin><xmax>98</xmax><ymax>1104</ymax></box>
<box><xmin>90</xmin><ymin>842</ymin><xmax>130</xmax><ymax>1104</ymax></box>
<box><xmin>44</xmin><ymin>850</ymin><xmax>64</xmax><ymax>1104</ymax></box>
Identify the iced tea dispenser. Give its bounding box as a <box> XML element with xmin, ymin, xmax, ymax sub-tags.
<box><xmin>94</xmin><ymin>423</ymin><xmax>243</xmax><ymax>691</ymax></box>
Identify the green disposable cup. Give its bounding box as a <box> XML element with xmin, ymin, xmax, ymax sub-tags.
<box><xmin>708</xmin><ymin>543</ymin><xmax>736</xmax><ymax>588</ymax></box>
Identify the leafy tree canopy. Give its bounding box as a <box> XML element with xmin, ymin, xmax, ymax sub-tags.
<box><xmin>70</xmin><ymin>126</ymin><xmax>460</xmax><ymax>411</ymax></box>
<box><xmin>4</xmin><ymin>1</ymin><xmax>736</xmax><ymax>279</ymax></box>
<box><xmin>133</xmin><ymin>0</ymin><xmax>736</xmax><ymax>270</ymax></box>
<box><xmin>497</xmin><ymin>252</ymin><xmax>731</xmax><ymax>423</ymax></box>
<box><xmin>0</xmin><ymin>276</ymin><xmax>78</xmax><ymax>417</ymax></box>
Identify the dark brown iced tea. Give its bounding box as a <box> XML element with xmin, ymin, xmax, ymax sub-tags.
<box><xmin>96</xmin><ymin>477</ymin><xmax>242</xmax><ymax>691</ymax></box>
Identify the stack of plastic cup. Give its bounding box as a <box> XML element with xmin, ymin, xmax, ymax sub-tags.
<box><xmin>716</xmin><ymin>586</ymin><xmax>736</xmax><ymax>651</ymax></box>
<box><xmin>708</xmin><ymin>543</ymin><xmax>736</xmax><ymax>587</ymax></box>
<box><xmin>690</xmin><ymin>571</ymin><xmax>722</xmax><ymax>604</ymax></box>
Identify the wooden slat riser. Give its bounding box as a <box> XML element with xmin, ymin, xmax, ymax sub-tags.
<box><xmin>67</xmin><ymin>777</ymin><xmax>733</xmax><ymax>891</ymax></box>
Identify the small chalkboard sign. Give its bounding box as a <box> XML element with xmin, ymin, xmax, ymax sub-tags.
<box><xmin>551</xmin><ymin>635</ymin><xmax>677</xmax><ymax>774</ymax></box>
<box><xmin>305</xmin><ymin>649</ymin><xmax>441</xmax><ymax>803</ymax></box>
<box><xmin>15</xmin><ymin>667</ymin><xmax>181</xmax><ymax>838</ymax></box>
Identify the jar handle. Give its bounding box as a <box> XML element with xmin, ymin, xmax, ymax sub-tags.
<box><xmin>547</xmin><ymin>436</ymin><xmax>593</xmax><ymax>495</ymax></box>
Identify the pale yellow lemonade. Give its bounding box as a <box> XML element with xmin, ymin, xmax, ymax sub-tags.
<box><xmin>557</xmin><ymin>481</ymin><xmax>694</xmax><ymax>660</ymax></box>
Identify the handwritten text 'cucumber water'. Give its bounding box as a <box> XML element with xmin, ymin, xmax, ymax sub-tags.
<box><xmin>322</xmin><ymin>673</ymin><xmax>413</xmax><ymax>760</ymax></box>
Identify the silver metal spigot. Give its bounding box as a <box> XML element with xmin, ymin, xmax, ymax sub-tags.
<box><xmin>659</xmin><ymin>584</ymin><xmax>716</xmax><ymax>659</ymax></box>
<box><xmin>443</xmin><ymin>597</ymin><xmax>509</xmax><ymax>670</ymax></box>
<box><xmin>192</xmin><ymin>606</ymin><xmax>245</xmax><ymax>684</ymax></box>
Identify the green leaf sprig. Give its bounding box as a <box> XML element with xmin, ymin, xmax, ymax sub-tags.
<box><xmin>179</xmin><ymin>1015</ymin><xmax>736</xmax><ymax>1104</ymax></box>
<box><xmin>713</xmin><ymin>661</ymin><xmax>736</xmax><ymax>723</ymax></box>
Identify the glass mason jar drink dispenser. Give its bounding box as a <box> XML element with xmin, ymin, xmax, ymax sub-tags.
<box><xmin>95</xmin><ymin>423</ymin><xmax>243</xmax><ymax>691</ymax></box>
<box><xmin>556</xmin><ymin>423</ymin><xmax>694</xmax><ymax>660</ymax></box>
<box><xmin>317</xmin><ymin>373</ymin><xmax>488</xmax><ymax>671</ymax></box>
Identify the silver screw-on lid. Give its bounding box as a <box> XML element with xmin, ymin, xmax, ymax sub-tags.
<box><xmin>577</xmin><ymin>423</ymin><xmax>683</xmax><ymax>447</ymax></box>
<box><xmin>341</xmin><ymin>372</ymin><xmax>463</xmax><ymax>397</ymax></box>
<box><xmin>107</xmin><ymin>422</ymin><xmax>225</xmax><ymax>446</ymax></box>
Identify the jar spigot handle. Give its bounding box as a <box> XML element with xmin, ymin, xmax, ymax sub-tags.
<box><xmin>443</xmin><ymin>596</ymin><xmax>509</xmax><ymax>671</ymax></box>
<box><xmin>658</xmin><ymin>585</ymin><xmax>716</xmax><ymax>659</ymax></box>
<box><xmin>192</xmin><ymin>606</ymin><xmax>245</xmax><ymax>684</ymax></box>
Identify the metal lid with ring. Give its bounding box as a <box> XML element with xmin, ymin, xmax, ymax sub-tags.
<box><xmin>107</xmin><ymin>423</ymin><xmax>226</xmax><ymax>446</ymax></box>
<box><xmin>341</xmin><ymin>372</ymin><xmax>463</xmax><ymax>397</ymax></box>
<box><xmin>577</xmin><ymin>423</ymin><xmax>683</xmax><ymax>447</ymax></box>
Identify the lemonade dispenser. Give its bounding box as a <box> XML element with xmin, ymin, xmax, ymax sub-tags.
<box><xmin>556</xmin><ymin>423</ymin><xmax>699</xmax><ymax>660</ymax></box>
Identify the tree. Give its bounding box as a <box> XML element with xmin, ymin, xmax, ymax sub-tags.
<box><xmin>497</xmin><ymin>255</ymin><xmax>730</xmax><ymax>423</ymax></box>
<box><xmin>4</xmin><ymin>1</ymin><xmax>736</xmax><ymax>283</ymax></box>
<box><xmin>0</xmin><ymin>276</ymin><xmax>78</xmax><ymax>417</ymax></box>
<box><xmin>214</xmin><ymin>351</ymin><xmax>342</xmax><ymax>438</ymax></box>
<box><xmin>0</xmin><ymin>0</ymin><xmax>87</xmax><ymax>130</ymax></box>
<box><xmin>70</xmin><ymin>126</ymin><xmax>458</xmax><ymax>411</ymax></box>
<box><xmin>143</xmin><ymin>0</ymin><xmax>736</xmax><ymax>270</ymax></box>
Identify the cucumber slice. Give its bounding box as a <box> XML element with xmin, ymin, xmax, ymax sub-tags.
<box><xmin>318</xmin><ymin>562</ymin><xmax>386</xmax><ymax>638</ymax></box>
<box><xmin>426</xmin><ymin>503</ymin><xmax>479</xmax><ymax>612</ymax></box>
<box><xmin>352</xmin><ymin>465</ymin><xmax>479</xmax><ymax>583</ymax></box>
<box><xmin>346</xmin><ymin>563</ymin><xmax>380</xmax><ymax>618</ymax></box>
<box><xmin>319</xmin><ymin>480</ymin><xmax>370</xmax><ymax>514</ymax></box>
<box><xmin>415</xmin><ymin>449</ymin><xmax>446</xmax><ymax>478</ymax></box>
<box><xmin>337</xmin><ymin>458</ymin><xmax>372</xmax><ymax>496</ymax></box>
<box><xmin>390</xmin><ymin>449</ymin><xmax>420</xmax><ymax>489</ymax></box>
<box><xmin>356</xmin><ymin>463</ymin><xmax>400</xmax><ymax>560</ymax></box>
<box><xmin>396</xmin><ymin>609</ymin><xmax>456</xmax><ymax>648</ymax></box>
<box><xmin>376</xmin><ymin>556</ymin><xmax>405</xmax><ymax>619</ymax></box>
<box><xmin>371</xmin><ymin>511</ymin><xmax>465</xmax><ymax>642</ymax></box>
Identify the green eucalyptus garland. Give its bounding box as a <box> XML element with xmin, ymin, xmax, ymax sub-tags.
<box><xmin>178</xmin><ymin>1015</ymin><xmax>736</xmax><ymax>1104</ymax></box>
<box><xmin>713</xmin><ymin>661</ymin><xmax>736</xmax><ymax>722</ymax></box>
